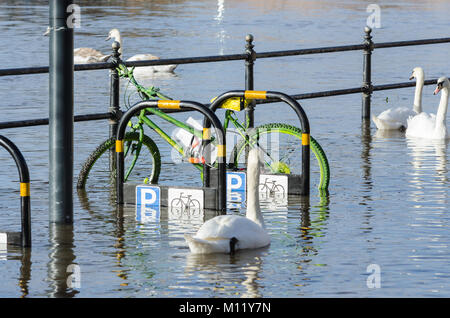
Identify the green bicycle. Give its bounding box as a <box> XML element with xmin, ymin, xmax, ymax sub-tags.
<box><xmin>77</xmin><ymin>63</ymin><xmax>330</xmax><ymax>193</ymax></box>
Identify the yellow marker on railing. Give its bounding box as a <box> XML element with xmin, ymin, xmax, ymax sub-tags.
<box><xmin>157</xmin><ymin>100</ymin><xmax>180</xmax><ymax>109</ymax></box>
<box><xmin>244</xmin><ymin>90</ymin><xmax>267</xmax><ymax>100</ymax></box>
<box><xmin>216</xmin><ymin>144</ymin><xmax>226</xmax><ymax>157</ymax></box>
<box><xmin>116</xmin><ymin>140</ymin><xmax>124</xmax><ymax>153</ymax></box>
<box><xmin>20</xmin><ymin>182</ymin><xmax>30</xmax><ymax>197</ymax></box>
<box><xmin>302</xmin><ymin>133</ymin><xmax>310</xmax><ymax>146</ymax></box>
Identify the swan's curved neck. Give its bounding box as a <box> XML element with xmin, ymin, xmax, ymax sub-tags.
<box><xmin>114</xmin><ymin>32</ymin><xmax>123</xmax><ymax>55</ymax></box>
<box><xmin>246</xmin><ymin>157</ymin><xmax>265</xmax><ymax>228</ymax></box>
<box><xmin>435</xmin><ymin>87</ymin><xmax>449</xmax><ymax>130</ymax></box>
<box><xmin>413</xmin><ymin>74</ymin><xmax>424</xmax><ymax>113</ymax></box>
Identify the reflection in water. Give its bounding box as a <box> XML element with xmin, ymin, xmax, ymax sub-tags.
<box><xmin>184</xmin><ymin>247</ymin><xmax>268</xmax><ymax>298</ymax></box>
<box><xmin>215</xmin><ymin>0</ymin><xmax>226</xmax><ymax>55</ymax></box>
<box><xmin>373</xmin><ymin>129</ymin><xmax>405</xmax><ymax>140</ymax></box>
<box><xmin>406</xmin><ymin>137</ymin><xmax>449</xmax><ymax>200</ymax></box>
<box><xmin>1</xmin><ymin>246</ymin><xmax>32</xmax><ymax>297</ymax></box>
<box><xmin>78</xmin><ymin>189</ymin><xmax>131</xmax><ymax>287</ymax></box>
<box><xmin>47</xmin><ymin>224</ymin><xmax>78</xmax><ymax>298</ymax></box>
<box><xmin>113</xmin><ymin>206</ymin><xmax>129</xmax><ymax>286</ymax></box>
<box><xmin>361</xmin><ymin>120</ymin><xmax>373</xmax><ymax>196</ymax></box>
<box><xmin>308</xmin><ymin>195</ymin><xmax>330</xmax><ymax>238</ymax></box>
<box><xmin>18</xmin><ymin>248</ymin><xmax>32</xmax><ymax>297</ymax></box>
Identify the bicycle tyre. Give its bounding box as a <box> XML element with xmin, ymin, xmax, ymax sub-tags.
<box><xmin>229</xmin><ymin>123</ymin><xmax>330</xmax><ymax>191</ymax></box>
<box><xmin>189</xmin><ymin>199</ymin><xmax>201</xmax><ymax>212</ymax></box>
<box><xmin>77</xmin><ymin>132</ymin><xmax>161</xmax><ymax>189</ymax></box>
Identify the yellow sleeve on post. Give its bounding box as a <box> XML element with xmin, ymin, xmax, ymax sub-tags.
<box><xmin>20</xmin><ymin>182</ymin><xmax>30</xmax><ymax>197</ymax></box>
<box><xmin>157</xmin><ymin>100</ymin><xmax>181</xmax><ymax>109</ymax></box>
<box><xmin>302</xmin><ymin>133</ymin><xmax>310</xmax><ymax>146</ymax></box>
<box><xmin>244</xmin><ymin>90</ymin><xmax>267</xmax><ymax>99</ymax></box>
<box><xmin>216</xmin><ymin>144</ymin><xmax>226</xmax><ymax>158</ymax></box>
<box><xmin>116</xmin><ymin>140</ymin><xmax>124</xmax><ymax>152</ymax></box>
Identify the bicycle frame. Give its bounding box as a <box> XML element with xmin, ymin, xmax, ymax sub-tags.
<box><xmin>123</xmin><ymin>105</ymin><xmax>252</xmax><ymax>179</ymax></box>
<box><xmin>118</xmin><ymin>63</ymin><xmax>274</xmax><ymax>180</ymax></box>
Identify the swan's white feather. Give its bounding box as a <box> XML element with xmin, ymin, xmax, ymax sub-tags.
<box><xmin>74</xmin><ymin>48</ymin><xmax>110</xmax><ymax>64</ymax></box>
<box><xmin>406</xmin><ymin>77</ymin><xmax>449</xmax><ymax>140</ymax></box>
<box><xmin>107</xmin><ymin>29</ymin><xmax>177</xmax><ymax>75</ymax></box>
<box><xmin>373</xmin><ymin>67</ymin><xmax>424</xmax><ymax>130</ymax></box>
<box><xmin>185</xmin><ymin>215</ymin><xmax>270</xmax><ymax>254</ymax></box>
<box><xmin>372</xmin><ymin>107</ymin><xmax>416</xmax><ymax>130</ymax></box>
<box><xmin>127</xmin><ymin>54</ymin><xmax>177</xmax><ymax>74</ymax></box>
<box><xmin>184</xmin><ymin>148</ymin><xmax>270</xmax><ymax>254</ymax></box>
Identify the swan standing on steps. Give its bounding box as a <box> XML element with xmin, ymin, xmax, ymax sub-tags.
<box><xmin>372</xmin><ymin>67</ymin><xmax>425</xmax><ymax>130</ymax></box>
<box><xmin>406</xmin><ymin>77</ymin><xmax>450</xmax><ymax>140</ymax></box>
<box><xmin>106</xmin><ymin>28</ymin><xmax>177</xmax><ymax>75</ymax></box>
<box><xmin>184</xmin><ymin>148</ymin><xmax>271</xmax><ymax>254</ymax></box>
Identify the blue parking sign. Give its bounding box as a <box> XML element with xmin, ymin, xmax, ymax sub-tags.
<box><xmin>227</xmin><ymin>171</ymin><xmax>246</xmax><ymax>192</ymax></box>
<box><xmin>136</xmin><ymin>186</ymin><xmax>161</xmax><ymax>222</ymax></box>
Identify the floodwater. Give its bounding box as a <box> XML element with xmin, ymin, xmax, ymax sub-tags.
<box><xmin>0</xmin><ymin>0</ymin><xmax>450</xmax><ymax>297</ymax></box>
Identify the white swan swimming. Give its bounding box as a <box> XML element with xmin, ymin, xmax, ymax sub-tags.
<box><xmin>372</xmin><ymin>67</ymin><xmax>424</xmax><ymax>130</ymax></box>
<box><xmin>184</xmin><ymin>148</ymin><xmax>271</xmax><ymax>254</ymax></box>
<box><xmin>106</xmin><ymin>28</ymin><xmax>177</xmax><ymax>75</ymax></box>
<box><xmin>74</xmin><ymin>47</ymin><xmax>111</xmax><ymax>64</ymax></box>
<box><xmin>406</xmin><ymin>77</ymin><xmax>449</xmax><ymax>140</ymax></box>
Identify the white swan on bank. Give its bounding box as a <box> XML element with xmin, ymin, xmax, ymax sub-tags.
<box><xmin>372</xmin><ymin>67</ymin><xmax>425</xmax><ymax>130</ymax></box>
<box><xmin>406</xmin><ymin>77</ymin><xmax>450</xmax><ymax>140</ymax></box>
<box><xmin>106</xmin><ymin>28</ymin><xmax>177</xmax><ymax>75</ymax></box>
<box><xmin>184</xmin><ymin>148</ymin><xmax>271</xmax><ymax>254</ymax></box>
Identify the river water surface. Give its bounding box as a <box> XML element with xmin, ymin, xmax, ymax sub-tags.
<box><xmin>0</xmin><ymin>0</ymin><xmax>449</xmax><ymax>297</ymax></box>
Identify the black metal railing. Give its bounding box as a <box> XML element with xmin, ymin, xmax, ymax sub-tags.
<box><xmin>0</xmin><ymin>27</ymin><xmax>449</xmax><ymax>133</ymax></box>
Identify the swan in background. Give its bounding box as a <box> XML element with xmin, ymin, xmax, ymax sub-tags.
<box><xmin>372</xmin><ymin>67</ymin><xmax>425</xmax><ymax>130</ymax></box>
<box><xmin>184</xmin><ymin>148</ymin><xmax>271</xmax><ymax>254</ymax></box>
<box><xmin>73</xmin><ymin>48</ymin><xmax>111</xmax><ymax>64</ymax></box>
<box><xmin>106</xmin><ymin>28</ymin><xmax>177</xmax><ymax>76</ymax></box>
<box><xmin>406</xmin><ymin>77</ymin><xmax>449</xmax><ymax>140</ymax></box>
<box><xmin>43</xmin><ymin>28</ymin><xmax>111</xmax><ymax>64</ymax></box>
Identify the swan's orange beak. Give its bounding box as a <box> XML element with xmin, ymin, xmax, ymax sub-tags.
<box><xmin>409</xmin><ymin>75</ymin><xmax>414</xmax><ymax>80</ymax></box>
<box><xmin>434</xmin><ymin>86</ymin><xmax>441</xmax><ymax>95</ymax></box>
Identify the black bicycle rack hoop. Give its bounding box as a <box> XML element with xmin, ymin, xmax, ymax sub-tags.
<box><xmin>0</xmin><ymin>135</ymin><xmax>31</xmax><ymax>247</ymax></box>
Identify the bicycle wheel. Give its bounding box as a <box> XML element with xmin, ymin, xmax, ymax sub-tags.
<box><xmin>170</xmin><ymin>197</ymin><xmax>184</xmax><ymax>208</ymax></box>
<box><xmin>77</xmin><ymin>132</ymin><xmax>161</xmax><ymax>191</ymax></box>
<box><xmin>229</xmin><ymin>123</ymin><xmax>330</xmax><ymax>191</ymax></box>
<box><xmin>189</xmin><ymin>199</ymin><xmax>201</xmax><ymax>213</ymax></box>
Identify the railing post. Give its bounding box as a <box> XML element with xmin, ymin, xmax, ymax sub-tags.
<box><xmin>362</xmin><ymin>26</ymin><xmax>374</xmax><ymax>120</ymax></box>
<box><xmin>244</xmin><ymin>34</ymin><xmax>256</xmax><ymax>164</ymax></box>
<box><xmin>49</xmin><ymin>0</ymin><xmax>74</xmax><ymax>224</ymax></box>
<box><xmin>245</xmin><ymin>34</ymin><xmax>256</xmax><ymax>128</ymax></box>
<box><xmin>109</xmin><ymin>41</ymin><xmax>122</xmax><ymax>170</ymax></box>
<box><xmin>109</xmin><ymin>41</ymin><xmax>121</xmax><ymax>138</ymax></box>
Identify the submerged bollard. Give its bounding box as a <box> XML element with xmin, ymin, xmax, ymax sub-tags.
<box><xmin>362</xmin><ymin>26</ymin><xmax>374</xmax><ymax>120</ymax></box>
<box><xmin>0</xmin><ymin>135</ymin><xmax>31</xmax><ymax>247</ymax></box>
<box><xmin>49</xmin><ymin>0</ymin><xmax>74</xmax><ymax>224</ymax></box>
